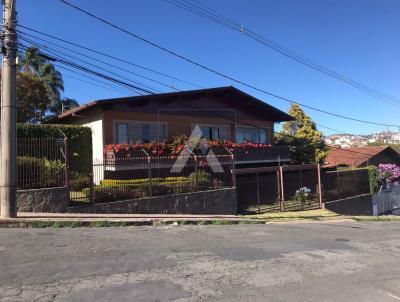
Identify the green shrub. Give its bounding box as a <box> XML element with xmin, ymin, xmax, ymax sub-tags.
<box><xmin>100</xmin><ymin>176</ymin><xmax>188</xmax><ymax>186</ymax></box>
<box><xmin>17</xmin><ymin>156</ymin><xmax>65</xmax><ymax>189</ymax></box>
<box><xmin>69</xmin><ymin>174</ymin><xmax>91</xmax><ymax>191</ymax></box>
<box><xmin>83</xmin><ymin>177</ymin><xmax>192</xmax><ymax>203</ymax></box>
<box><xmin>368</xmin><ymin>165</ymin><xmax>379</xmax><ymax>193</ymax></box>
<box><xmin>17</xmin><ymin>123</ymin><xmax>92</xmax><ymax>173</ymax></box>
<box><xmin>189</xmin><ymin>170</ymin><xmax>211</xmax><ymax>187</ymax></box>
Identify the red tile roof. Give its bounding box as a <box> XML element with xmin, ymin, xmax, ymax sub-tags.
<box><xmin>324</xmin><ymin>146</ymin><xmax>388</xmax><ymax>167</ymax></box>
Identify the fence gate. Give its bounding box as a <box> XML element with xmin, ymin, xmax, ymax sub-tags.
<box><xmin>236</xmin><ymin>164</ymin><xmax>323</xmax><ymax>214</ymax></box>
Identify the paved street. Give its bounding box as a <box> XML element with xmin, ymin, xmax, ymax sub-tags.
<box><xmin>0</xmin><ymin>221</ymin><xmax>400</xmax><ymax>301</ymax></box>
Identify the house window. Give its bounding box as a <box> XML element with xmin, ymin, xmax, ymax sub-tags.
<box><xmin>116</xmin><ymin>123</ymin><xmax>129</xmax><ymax>144</ymax></box>
<box><xmin>142</xmin><ymin>124</ymin><xmax>151</xmax><ymax>143</ymax></box>
<box><xmin>115</xmin><ymin>121</ymin><xmax>167</xmax><ymax>144</ymax></box>
<box><xmin>197</xmin><ymin>125</ymin><xmax>229</xmax><ymax>140</ymax></box>
<box><xmin>236</xmin><ymin>127</ymin><xmax>269</xmax><ymax>144</ymax></box>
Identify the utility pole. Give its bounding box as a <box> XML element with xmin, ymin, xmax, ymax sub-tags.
<box><xmin>0</xmin><ymin>0</ymin><xmax>17</xmax><ymax>218</ymax></box>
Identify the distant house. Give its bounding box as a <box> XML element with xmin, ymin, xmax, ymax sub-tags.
<box><xmin>56</xmin><ymin>86</ymin><xmax>293</xmax><ymax>166</ymax></box>
<box><xmin>324</xmin><ymin>146</ymin><xmax>400</xmax><ymax>168</ymax></box>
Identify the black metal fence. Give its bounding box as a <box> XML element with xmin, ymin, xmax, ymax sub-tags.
<box><xmin>17</xmin><ymin>137</ymin><xmax>67</xmax><ymax>189</ymax></box>
<box><xmin>322</xmin><ymin>168</ymin><xmax>370</xmax><ymax>202</ymax></box>
<box><xmin>236</xmin><ymin>165</ymin><xmax>322</xmax><ymax>213</ymax></box>
<box><xmin>69</xmin><ymin>155</ymin><xmax>234</xmax><ymax>205</ymax></box>
<box><xmin>236</xmin><ymin>164</ymin><xmax>371</xmax><ymax>214</ymax></box>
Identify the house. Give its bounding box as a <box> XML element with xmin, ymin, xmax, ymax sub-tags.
<box><xmin>324</xmin><ymin>146</ymin><xmax>400</xmax><ymax>168</ymax></box>
<box><xmin>56</xmin><ymin>86</ymin><xmax>293</xmax><ymax>165</ymax></box>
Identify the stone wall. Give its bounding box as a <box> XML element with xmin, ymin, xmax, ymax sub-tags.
<box><xmin>17</xmin><ymin>187</ymin><xmax>69</xmax><ymax>213</ymax></box>
<box><xmin>68</xmin><ymin>188</ymin><xmax>237</xmax><ymax>215</ymax></box>
<box><xmin>325</xmin><ymin>194</ymin><xmax>373</xmax><ymax>216</ymax></box>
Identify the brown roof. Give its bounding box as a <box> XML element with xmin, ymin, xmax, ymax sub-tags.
<box><xmin>55</xmin><ymin>86</ymin><xmax>293</xmax><ymax>122</ymax></box>
<box><xmin>324</xmin><ymin>146</ymin><xmax>388</xmax><ymax>167</ymax></box>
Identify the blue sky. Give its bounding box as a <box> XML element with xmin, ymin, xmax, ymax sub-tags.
<box><xmin>17</xmin><ymin>0</ymin><xmax>400</xmax><ymax>135</ymax></box>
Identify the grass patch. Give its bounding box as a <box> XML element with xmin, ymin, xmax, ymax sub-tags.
<box><xmin>243</xmin><ymin>209</ymin><xmax>342</xmax><ymax>220</ymax></box>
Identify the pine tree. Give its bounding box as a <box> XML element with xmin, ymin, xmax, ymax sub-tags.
<box><xmin>276</xmin><ymin>104</ymin><xmax>328</xmax><ymax>164</ymax></box>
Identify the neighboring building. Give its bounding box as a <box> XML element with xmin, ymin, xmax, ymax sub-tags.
<box><xmin>56</xmin><ymin>86</ymin><xmax>293</xmax><ymax>165</ymax></box>
<box><xmin>324</xmin><ymin>146</ymin><xmax>400</xmax><ymax>168</ymax></box>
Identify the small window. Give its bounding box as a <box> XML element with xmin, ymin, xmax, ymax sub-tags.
<box><xmin>117</xmin><ymin>123</ymin><xmax>128</xmax><ymax>144</ymax></box>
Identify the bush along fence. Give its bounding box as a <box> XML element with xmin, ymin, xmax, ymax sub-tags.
<box><xmin>17</xmin><ymin>123</ymin><xmax>92</xmax><ymax>173</ymax></box>
<box><xmin>69</xmin><ymin>154</ymin><xmax>235</xmax><ymax>205</ymax></box>
<box><xmin>17</xmin><ymin>137</ymin><xmax>67</xmax><ymax>189</ymax></box>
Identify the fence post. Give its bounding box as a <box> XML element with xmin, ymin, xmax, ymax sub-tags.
<box><xmin>194</xmin><ymin>155</ymin><xmax>199</xmax><ymax>191</ymax></box>
<box><xmin>231</xmin><ymin>154</ymin><xmax>236</xmax><ymax>188</ymax></box>
<box><xmin>317</xmin><ymin>163</ymin><xmax>323</xmax><ymax>209</ymax></box>
<box><xmin>256</xmin><ymin>172</ymin><xmax>261</xmax><ymax>213</ymax></box>
<box><xmin>64</xmin><ymin>137</ymin><xmax>69</xmax><ymax>187</ymax></box>
<box><xmin>148</xmin><ymin>156</ymin><xmax>153</xmax><ymax>197</ymax></box>
<box><xmin>89</xmin><ymin>172</ymin><xmax>94</xmax><ymax>204</ymax></box>
<box><xmin>279</xmin><ymin>166</ymin><xmax>285</xmax><ymax>212</ymax></box>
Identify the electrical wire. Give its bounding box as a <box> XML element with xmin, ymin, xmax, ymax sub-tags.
<box><xmin>18</xmin><ymin>24</ymin><xmax>203</xmax><ymax>89</ymax></box>
<box><xmin>166</xmin><ymin>0</ymin><xmax>400</xmax><ymax>107</ymax></box>
<box><xmin>56</xmin><ymin>0</ymin><xmax>400</xmax><ymax>128</ymax></box>
<box><xmin>18</xmin><ymin>30</ymin><xmax>182</xmax><ymax>92</ymax></box>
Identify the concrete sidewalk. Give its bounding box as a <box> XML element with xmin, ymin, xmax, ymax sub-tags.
<box><xmin>16</xmin><ymin>212</ymin><xmax>239</xmax><ymax>221</ymax></box>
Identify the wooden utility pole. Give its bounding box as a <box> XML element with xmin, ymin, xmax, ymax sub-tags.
<box><xmin>0</xmin><ymin>0</ymin><xmax>17</xmax><ymax>218</ymax></box>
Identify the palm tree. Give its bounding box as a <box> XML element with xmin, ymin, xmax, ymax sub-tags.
<box><xmin>19</xmin><ymin>47</ymin><xmax>45</xmax><ymax>75</ymax></box>
<box><xmin>39</xmin><ymin>63</ymin><xmax>64</xmax><ymax>112</ymax></box>
<box><xmin>59</xmin><ymin>97</ymin><xmax>80</xmax><ymax>114</ymax></box>
<box><xmin>44</xmin><ymin>97</ymin><xmax>80</xmax><ymax>122</ymax></box>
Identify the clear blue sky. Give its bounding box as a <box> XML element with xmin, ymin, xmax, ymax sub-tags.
<box><xmin>17</xmin><ymin>0</ymin><xmax>400</xmax><ymax>135</ymax></box>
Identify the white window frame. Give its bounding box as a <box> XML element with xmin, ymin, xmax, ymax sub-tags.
<box><xmin>236</xmin><ymin>125</ymin><xmax>271</xmax><ymax>144</ymax></box>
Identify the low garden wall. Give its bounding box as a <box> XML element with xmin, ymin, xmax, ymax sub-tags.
<box><xmin>17</xmin><ymin>187</ymin><xmax>69</xmax><ymax>213</ymax></box>
<box><xmin>324</xmin><ymin>194</ymin><xmax>373</xmax><ymax>216</ymax></box>
<box><xmin>68</xmin><ymin>188</ymin><xmax>237</xmax><ymax>215</ymax></box>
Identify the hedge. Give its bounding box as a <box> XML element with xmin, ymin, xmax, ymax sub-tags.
<box><xmin>82</xmin><ymin>172</ymin><xmax>212</xmax><ymax>203</ymax></box>
<box><xmin>368</xmin><ymin>165</ymin><xmax>379</xmax><ymax>194</ymax></box>
<box><xmin>17</xmin><ymin>123</ymin><xmax>92</xmax><ymax>173</ymax></box>
<box><xmin>17</xmin><ymin>156</ymin><xmax>65</xmax><ymax>189</ymax></box>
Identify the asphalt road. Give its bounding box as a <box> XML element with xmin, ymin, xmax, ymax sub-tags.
<box><xmin>1</xmin><ymin>221</ymin><xmax>400</xmax><ymax>301</ymax></box>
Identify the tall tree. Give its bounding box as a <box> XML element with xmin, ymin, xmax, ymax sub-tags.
<box><xmin>19</xmin><ymin>47</ymin><xmax>66</xmax><ymax>116</ymax></box>
<box><xmin>19</xmin><ymin>47</ymin><xmax>45</xmax><ymax>75</ymax></box>
<box><xmin>276</xmin><ymin>104</ymin><xmax>328</xmax><ymax>164</ymax></box>
<box><xmin>15</xmin><ymin>73</ymin><xmax>51</xmax><ymax>123</ymax></box>
<box><xmin>39</xmin><ymin>63</ymin><xmax>64</xmax><ymax>112</ymax></box>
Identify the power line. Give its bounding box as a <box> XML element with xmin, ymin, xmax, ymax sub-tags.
<box><xmin>18</xmin><ymin>43</ymin><xmax>153</xmax><ymax>95</ymax></box>
<box><xmin>18</xmin><ymin>30</ymin><xmax>182</xmax><ymax>92</ymax></box>
<box><xmin>19</xmin><ymin>36</ymin><xmax>162</xmax><ymax>93</ymax></box>
<box><xmin>56</xmin><ymin>0</ymin><xmax>400</xmax><ymax>128</ymax></box>
<box><xmin>166</xmin><ymin>0</ymin><xmax>400</xmax><ymax>107</ymax></box>
<box><xmin>18</xmin><ymin>24</ymin><xmax>203</xmax><ymax>89</ymax></box>
<box><xmin>57</xmin><ymin>66</ymin><xmax>133</xmax><ymax>96</ymax></box>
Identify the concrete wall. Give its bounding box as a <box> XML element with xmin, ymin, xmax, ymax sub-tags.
<box><xmin>17</xmin><ymin>187</ymin><xmax>69</xmax><ymax>213</ymax></box>
<box><xmin>324</xmin><ymin>194</ymin><xmax>373</xmax><ymax>216</ymax></box>
<box><xmin>68</xmin><ymin>188</ymin><xmax>237</xmax><ymax>215</ymax></box>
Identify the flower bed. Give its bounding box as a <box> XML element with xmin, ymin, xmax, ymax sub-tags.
<box><xmin>104</xmin><ymin>135</ymin><xmax>272</xmax><ymax>159</ymax></box>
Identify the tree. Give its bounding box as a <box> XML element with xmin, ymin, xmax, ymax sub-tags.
<box><xmin>275</xmin><ymin>104</ymin><xmax>328</xmax><ymax>164</ymax></box>
<box><xmin>44</xmin><ymin>97</ymin><xmax>80</xmax><ymax>121</ymax></box>
<box><xmin>16</xmin><ymin>73</ymin><xmax>51</xmax><ymax>123</ymax></box>
<box><xmin>19</xmin><ymin>47</ymin><xmax>46</xmax><ymax>75</ymax></box>
<box><xmin>19</xmin><ymin>47</ymin><xmax>66</xmax><ymax>115</ymax></box>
